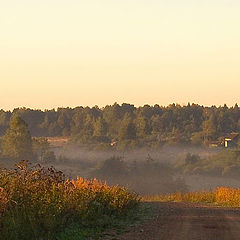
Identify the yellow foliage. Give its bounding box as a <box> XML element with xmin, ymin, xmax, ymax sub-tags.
<box><xmin>144</xmin><ymin>187</ymin><xmax>240</xmax><ymax>207</ymax></box>
<box><xmin>0</xmin><ymin>161</ymin><xmax>140</xmax><ymax>239</ymax></box>
<box><xmin>216</xmin><ymin>187</ymin><xmax>240</xmax><ymax>207</ymax></box>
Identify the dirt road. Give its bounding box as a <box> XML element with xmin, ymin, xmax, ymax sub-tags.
<box><xmin>117</xmin><ymin>202</ymin><xmax>240</xmax><ymax>240</ymax></box>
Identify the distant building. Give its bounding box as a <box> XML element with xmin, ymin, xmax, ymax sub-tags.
<box><xmin>110</xmin><ymin>140</ymin><xmax>118</xmax><ymax>147</ymax></box>
<box><xmin>209</xmin><ymin>141</ymin><xmax>220</xmax><ymax>148</ymax></box>
<box><xmin>224</xmin><ymin>133</ymin><xmax>239</xmax><ymax>148</ymax></box>
<box><xmin>46</xmin><ymin>137</ymin><xmax>69</xmax><ymax>149</ymax></box>
<box><xmin>208</xmin><ymin>136</ymin><xmax>225</xmax><ymax>148</ymax></box>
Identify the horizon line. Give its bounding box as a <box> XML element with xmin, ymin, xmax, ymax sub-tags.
<box><xmin>1</xmin><ymin>102</ymin><xmax>239</xmax><ymax>112</ymax></box>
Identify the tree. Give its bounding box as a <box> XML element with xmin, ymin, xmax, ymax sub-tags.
<box><xmin>102</xmin><ymin>103</ymin><xmax>121</xmax><ymax>138</ymax></box>
<box><xmin>118</xmin><ymin>113</ymin><xmax>136</xmax><ymax>140</ymax></box>
<box><xmin>202</xmin><ymin>111</ymin><xmax>217</xmax><ymax>144</ymax></box>
<box><xmin>32</xmin><ymin>137</ymin><xmax>55</xmax><ymax>163</ymax></box>
<box><xmin>191</xmin><ymin>131</ymin><xmax>204</xmax><ymax>145</ymax></box>
<box><xmin>1</xmin><ymin>115</ymin><xmax>33</xmax><ymax>160</ymax></box>
<box><xmin>93</xmin><ymin>117</ymin><xmax>107</xmax><ymax>137</ymax></box>
<box><xmin>136</xmin><ymin>114</ymin><xmax>150</xmax><ymax>138</ymax></box>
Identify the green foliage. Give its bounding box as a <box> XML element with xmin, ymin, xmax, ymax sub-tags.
<box><xmin>202</xmin><ymin>112</ymin><xmax>217</xmax><ymax>143</ymax></box>
<box><xmin>1</xmin><ymin>103</ymin><xmax>240</xmax><ymax>149</ymax></box>
<box><xmin>176</xmin><ymin>150</ymin><xmax>240</xmax><ymax>178</ymax></box>
<box><xmin>191</xmin><ymin>132</ymin><xmax>204</xmax><ymax>145</ymax></box>
<box><xmin>118</xmin><ymin>113</ymin><xmax>136</xmax><ymax>140</ymax></box>
<box><xmin>32</xmin><ymin>137</ymin><xmax>56</xmax><ymax>163</ymax></box>
<box><xmin>1</xmin><ymin>115</ymin><xmax>33</xmax><ymax>160</ymax></box>
<box><xmin>93</xmin><ymin>117</ymin><xmax>107</xmax><ymax>137</ymax></box>
<box><xmin>93</xmin><ymin>156</ymin><xmax>127</xmax><ymax>179</ymax></box>
<box><xmin>57</xmin><ymin>203</ymin><xmax>154</xmax><ymax>240</ymax></box>
<box><xmin>92</xmin><ymin>155</ymin><xmax>187</xmax><ymax>195</ymax></box>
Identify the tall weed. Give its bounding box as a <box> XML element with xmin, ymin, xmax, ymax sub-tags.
<box><xmin>0</xmin><ymin>161</ymin><xmax>140</xmax><ymax>240</ymax></box>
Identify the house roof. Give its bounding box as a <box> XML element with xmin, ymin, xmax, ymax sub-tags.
<box><xmin>225</xmin><ymin>132</ymin><xmax>239</xmax><ymax>141</ymax></box>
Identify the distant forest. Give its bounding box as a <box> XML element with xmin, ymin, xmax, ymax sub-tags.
<box><xmin>0</xmin><ymin>103</ymin><xmax>240</xmax><ymax>149</ymax></box>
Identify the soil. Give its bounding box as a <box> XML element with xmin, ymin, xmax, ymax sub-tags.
<box><xmin>107</xmin><ymin>202</ymin><xmax>240</xmax><ymax>240</ymax></box>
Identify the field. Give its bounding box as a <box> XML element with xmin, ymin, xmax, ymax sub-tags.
<box><xmin>0</xmin><ymin>161</ymin><xmax>140</xmax><ymax>240</ymax></box>
<box><xmin>144</xmin><ymin>187</ymin><xmax>240</xmax><ymax>207</ymax></box>
<box><xmin>2</xmin><ymin>161</ymin><xmax>240</xmax><ymax>240</ymax></box>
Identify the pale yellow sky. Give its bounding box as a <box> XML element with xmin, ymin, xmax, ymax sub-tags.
<box><xmin>1</xmin><ymin>0</ymin><xmax>240</xmax><ymax>110</ymax></box>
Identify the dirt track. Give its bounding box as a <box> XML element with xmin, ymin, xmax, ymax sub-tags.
<box><xmin>117</xmin><ymin>202</ymin><xmax>240</xmax><ymax>240</ymax></box>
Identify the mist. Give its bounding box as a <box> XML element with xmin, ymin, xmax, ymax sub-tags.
<box><xmin>39</xmin><ymin>144</ymin><xmax>240</xmax><ymax>195</ymax></box>
<box><xmin>2</xmin><ymin>141</ymin><xmax>239</xmax><ymax>195</ymax></box>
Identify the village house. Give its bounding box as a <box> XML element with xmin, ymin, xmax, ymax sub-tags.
<box><xmin>224</xmin><ymin>133</ymin><xmax>240</xmax><ymax>148</ymax></box>
<box><xmin>209</xmin><ymin>140</ymin><xmax>221</xmax><ymax>148</ymax></box>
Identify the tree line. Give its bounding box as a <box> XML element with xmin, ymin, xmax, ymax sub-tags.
<box><xmin>0</xmin><ymin>103</ymin><xmax>240</xmax><ymax>149</ymax></box>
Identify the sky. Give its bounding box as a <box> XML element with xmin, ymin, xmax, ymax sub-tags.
<box><xmin>1</xmin><ymin>0</ymin><xmax>240</xmax><ymax>110</ymax></box>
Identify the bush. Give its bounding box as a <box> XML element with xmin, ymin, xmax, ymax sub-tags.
<box><xmin>0</xmin><ymin>161</ymin><xmax>140</xmax><ymax>240</ymax></box>
<box><xmin>92</xmin><ymin>155</ymin><xmax>188</xmax><ymax>195</ymax></box>
<box><xmin>176</xmin><ymin>150</ymin><xmax>240</xmax><ymax>178</ymax></box>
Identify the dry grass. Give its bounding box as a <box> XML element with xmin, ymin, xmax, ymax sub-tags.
<box><xmin>215</xmin><ymin>187</ymin><xmax>240</xmax><ymax>207</ymax></box>
<box><xmin>144</xmin><ymin>187</ymin><xmax>240</xmax><ymax>207</ymax></box>
<box><xmin>0</xmin><ymin>161</ymin><xmax>140</xmax><ymax>240</ymax></box>
<box><xmin>144</xmin><ymin>191</ymin><xmax>216</xmax><ymax>204</ymax></box>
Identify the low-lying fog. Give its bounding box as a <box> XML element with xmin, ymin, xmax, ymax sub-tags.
<box><xmin>41</xmin><ymin>145</ymin><xmax>240</xmax><ymax>195</ymax></box>
<box><xmin>3</xmin><ymin>145</ymin><xmax>238</xmax><ymax>195</ymax></box>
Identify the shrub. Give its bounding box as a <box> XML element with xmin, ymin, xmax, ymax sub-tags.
<box><xmin>0</xmin><ymin>161</ymin><xmax>140</xmax><ymax>240</ymax></box>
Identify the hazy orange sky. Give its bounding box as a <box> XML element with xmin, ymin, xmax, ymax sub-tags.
<box><xmin>1</xmin><ymin>0</ymin><xmax>240</xmax><ymax>110</ymax></box>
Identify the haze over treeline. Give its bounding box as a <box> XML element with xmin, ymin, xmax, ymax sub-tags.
<box><xmin>1</xmin><ymin>105</ymin><xmax>240</xmax><ymax>194</ymax></box>
<box><xmin>0</xmin><ymin>103</ymin><xmax>240</xmax><ymax>149</ymax></box>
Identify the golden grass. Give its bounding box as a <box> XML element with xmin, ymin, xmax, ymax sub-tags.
<box><xmin>144</xmin><ymin>187</ymin><xmax>240</xmax><ymax>207</ymax></box>
<box><xmin>0</xmin><ymin>161</ymin><xmax>140</xmax><ymax>240</ymax></box>
<box><xmin>215</xmin><ymin>187</ymin><xmax>240</xmax><ymax>207</ymax></box>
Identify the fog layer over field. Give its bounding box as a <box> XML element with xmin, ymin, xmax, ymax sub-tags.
<box><xmin>43</xmin><ymin>145</ymin><xmax>240</xmax><ymax>195</ymax></box>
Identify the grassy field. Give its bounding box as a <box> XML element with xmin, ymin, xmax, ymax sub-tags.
<box><xmin>0</xmin><ymin>161</ymin><xmax>141</xmax><ymax>240</ymax></box>
<box><xmin>144</xmin><ymin>187</ymin><xmax>240</xmax><ymax>207</ymax></box>
<box><xmin>2</xmin><ymin>161</ymin><xmax>240</xmax><ymax>240</ymax></box>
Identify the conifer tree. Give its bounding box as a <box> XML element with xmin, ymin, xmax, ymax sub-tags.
<box><xmin>1</xmin><ymin>115</ymin><xmax>33</xmax><ymax>160</ymax></box>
